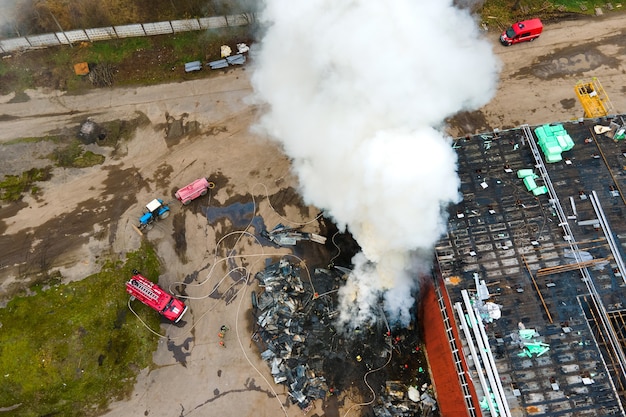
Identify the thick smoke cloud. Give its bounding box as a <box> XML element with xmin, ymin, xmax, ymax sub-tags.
<box><xmin>0</xmin><ymin>0</ymin><xmax>18</xmax><ymax>35</ymax></box>
<box><xmin>251</xmin><ymin>0</ymin><xmax>500</xmax><ymax>330</ymax></box>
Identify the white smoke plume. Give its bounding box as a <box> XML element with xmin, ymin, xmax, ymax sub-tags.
<box><xmin>0</xmin><ymin>0</ymin><xmax>18</xmax><ymax>35</ymax></box>
<box><xmin>251</xmin><ymin>0</ymin><xmax>500</xmax><ymax>330</ymax></box>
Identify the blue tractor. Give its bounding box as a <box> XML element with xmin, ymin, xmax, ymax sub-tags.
<box><xmin>139</xmin><ymin>198</ymin><xmax>170</xmax><ymax>231</ymax></box>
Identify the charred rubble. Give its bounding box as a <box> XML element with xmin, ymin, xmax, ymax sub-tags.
<box><xmin>251</xmin><ymin>257</ymin><xmax>438</xmax><ymax>415</ymax></box>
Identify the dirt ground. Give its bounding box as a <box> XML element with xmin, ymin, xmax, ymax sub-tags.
<box><xmin>1</xmin><ymin>11</ymin><xmax>626</xmax><ymax>417</ymax></box>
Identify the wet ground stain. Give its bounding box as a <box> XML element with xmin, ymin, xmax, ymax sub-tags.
<box><xmin>267</xmin><ymin>187</ymin><xmax>311</xmax><ymax>219</ymax></box>
<box><xmin>0</xmin><ymin>200</ymin><xmax>27</xmax><ymax>235</ymax></box>
<box><xmin>207</xmin><ymin>171</ymin><xmax>229</xmax><ymax>192</ymax></box>
<box><xmin>172</xmin><ymin>212</ymin><xmax>187</xmax><ymax>263</ymax></box>
<box><xmin>183</xmin><ymin>377</ymin><xmax>275</xmax><ymax>415</ymax></box>
<box><xmin>159</xmin><ymin>112</ymin><xmax>201</xmax><ymax>146</ymax></box>
<box><xmin>560</xmin><ymin>97</ymin><xmax>577</xmax><ymax>110</ymax></box>
<box><xmin>513</xmin><ymin>32</ymin><xmax>626</xmax><ymax>80</ymax></box>
<box><xmin>167</xmin><ymin>336</ymin><xmax>194</xmax><ymax>367</ymax></box>
<box><xmin>202</xmin><ymin>201</ymin><xmax>267</xmax><ymax>249</ymax></box>
<box><xmin>153</xmin><ymin>162</ymin><xmax>173</xmax><ymax>190</ymax></box>
<box><xmin>446</xmin><ymin>110</ymin><xmax>492</xmax><ymax>136</ymax></box>
<box><xmin>0</xmin><ymin>166</ymin><xmax>146</xmax><ymax>299</ymax></box>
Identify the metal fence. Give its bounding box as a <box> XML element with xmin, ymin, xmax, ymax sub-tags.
<box><xmin>0</xmin><ymin>14</ymin><xmax>254</xmax><ymax>53</ymax></box>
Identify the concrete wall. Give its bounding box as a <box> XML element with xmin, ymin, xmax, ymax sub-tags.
<box><xmin>0</xmin><ymin>14</ymin><xmax>254</xmax><ymax>53</ymax></box>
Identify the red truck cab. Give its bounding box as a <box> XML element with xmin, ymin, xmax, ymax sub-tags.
<box><xmin>500</xmin><ymin>18</ymin><xmax>543</xmax><ymax>46</ymax></box>
<box><xmin>175</xmin><ymin>178</ymin><xmax>214</xmax><ymax>205</ymax></box>
<box><xmin>126</xmin><ymin>271</ymin><xmax>188</xmax><ymax>323</ymax></box>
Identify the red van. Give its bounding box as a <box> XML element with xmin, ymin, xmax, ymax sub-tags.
<box><xmin>126</xmin><ymin>271</ymin><xmax>188</xmax><ymax>323</ymax></box>
<box><xmin>500</xmin><ymin>18</ymin><xmax>543</xmax><ymax>46</ymax></box>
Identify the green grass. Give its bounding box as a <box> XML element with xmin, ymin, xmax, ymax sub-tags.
<box><xmin>2</xmin><ymin>136</ymin><xmax>62</xmax><ymax>146</ymax></box>
<box><xmin>479</xmin><ymin>0</ymin><xmax>621</xmax><ymax>26</ymax></box>
<box><xmin>0</xmin><ymin>243</ymin><xmax>163</xmax><ymax>417</ymax></box>
<box><xmin>0</xmin><ymin>167</ymin><xmax>52</xmax><ymax>201</ymax></box>
<box><xmin>0</xmin><ymin>60</ymin><xmax>34</xmax><ymax>96</ymax></box>
<box><xmin>50</xmin><ymin>141</ymin><xmax>105</xmax><ymax>168</ymax></box>
<box><xmin>83</xmin><ymin>37</ymin><xmax>154</xmax><ymax>64</ymax></box>
<box><xmin>73</xmin><ymin>150</ymin><xmax>106</xmax><ymax>168</ymax></box>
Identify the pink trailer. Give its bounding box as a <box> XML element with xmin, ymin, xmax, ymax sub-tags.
<box><xmin>175</xmin><ymin>178</ymin><xmax>214</xmax><ymax>205</ymax></box>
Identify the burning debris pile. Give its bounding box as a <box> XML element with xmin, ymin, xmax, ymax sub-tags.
<box><xmin>253</xmin><ymin>258</ymin><xmax>334</xmax><ymax>410</ymax></box>
<box><xmin>252</xmin><ymin>257</ymin><xmax>438</xmax><ymax>415</ymax></box>
<box><xmin>373</xmin><ymin>381</ymin><xmax>437</xmax><ymax>417</ymax></box>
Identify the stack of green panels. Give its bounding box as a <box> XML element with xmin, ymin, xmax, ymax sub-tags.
<box><xmin>534</xmin><ymin>124</ymin><xmax>575</xmax><ymax>163</ymax></box>
<box><xmin>517</xmin><ymin>169</ymin><xmax>548</xmax><ymax>196</ymax></box>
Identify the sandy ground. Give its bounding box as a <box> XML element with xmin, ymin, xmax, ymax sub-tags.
<box><xmin>1</xmin><ymin>11</ymin><xmax>626</xmax><ymax>417</ymax></box>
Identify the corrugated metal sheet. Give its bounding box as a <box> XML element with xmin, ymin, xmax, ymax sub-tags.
<box><xmin>63</xmin><ymin>30</ymin><xmax>89</xmax><ymax>43</ymax></box>
<box><xmin>142</xmin><ymin>22</ymin><xmax>173</xmax><ymax>36</ymax></box>
<box><xmin>26</xmin><ymin>33</ymin><xmax>58</xmax><ymax>46</ymax></box>
<box><xmin>208</xmin><ymin>59</ymin><xmax>229</xmax><ymax>70</ymax></box>
<box><xmin>0</xmin><ymin>37</ymin><xmax>30</xmax><ymax>51</ymax></box>
<box><xmin>226</xmin><ymin>54</ymin><xmax>246</xmax><ymax>65</ymax></box>
<box><xmin>199</xmin><ymin>16</ymin><xmax>228</xmax><ymax>29</ymax></box>
<box><xmin>114</xmin><ymin>24</ymin><xmax>146</xmax><ymax>38</ymax></box>
<box><xmin>85</xmin><ymin>27</ymin><xmax>117</xmax><ymax>41</ymax></box>
<box><xmin>184</xmin><ymin>61</ymin><xmax>202</xmax><ymax>72</ymax></box>
<box><xmin>171</xmin><ymin>19</ymin><xmax>201</xmax><ymax>32</ymax></box>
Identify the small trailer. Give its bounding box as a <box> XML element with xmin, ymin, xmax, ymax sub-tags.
<box><xmin>175</xmin><ymin>178</ymin><xmax>215</xmax><ymax>205</ymax></box>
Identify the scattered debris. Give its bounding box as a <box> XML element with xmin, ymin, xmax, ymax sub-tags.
<box><xmin>602</xmin><ymin>118</ymin><xmax>626</xmax><ymax>141</ymax></box>
<box><xmin>184</xmin><ymin>61</ymin><xmax>202</xmax><ymax>73</ymax></box>
<box><xmin>78</xmin><ymin>118</ymin><xmax>106</xmax><ymax>144</ymax></box>
<box><xmin>252</xmin><ymin>257</ymin><xmax>436</xmax><ymax>415</ymax></box>
<box><xmin>88</xmin><ymin>63</ymin><xmax>115</xmax><ymax>87</ymax></box>
<box><xmin>74</xmin><ymin>62</ymin><xmax>89</xmax><ymax>75</ymax></box>
<box><xmin>253</xmin><ymin>258</ymin><xmax>332</xmax><ymax>410</ymax></box>
<box><xmin>372</xmin><ymin>381</ymin><xmax>437</xmax><ymax>416</ymax></box>
<box><xmin>220</xmin><ymin>45</ymin><xmax>232</xmax><ymax>57</ymax></box>
<box><xmin>261</xmin><ymin>223</ymin><xmax>327</xmax><ymax>246</ymax></box>
<box><xmin>207</xmin><ymin>54</ymin><xmax>246</xmax><ymax>70</ymax></box>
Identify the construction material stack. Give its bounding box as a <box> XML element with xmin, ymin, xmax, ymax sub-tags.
<box><xmin>517</xmin><ymin>169</ymin><xmax>547</xmax><ymax>196</ymax></box>
<box><xmin>534</xmin><ymin>124</ymin><xmax>574</xmax><ymax>163</ymax></box>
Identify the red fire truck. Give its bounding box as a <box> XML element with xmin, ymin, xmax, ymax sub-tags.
<box><xmin>126</xmin><ymin>271</ymin><xmax>188</xmax><ymax>323</ymax></box>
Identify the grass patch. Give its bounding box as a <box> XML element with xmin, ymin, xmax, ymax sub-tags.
<box><xmin>479</xmin><ymin>0</ymin><xmax>617</xmax><ymax>27</ymax></box>
<box><xmin>0</xmin><ymin>242</ymin><xmax>163</xmax><ymax>417</ymax></box>
<box><xmin>50</xmin><ymin>141</ymin><xmax>105</xmax><ymax>168</ymax></box>
<box><xmin>3</xmin><ymin>136</ymin><xmax>63</xmax><ymax>146</ymax></box>
<box><xmin>0</xmin><ymin>167</ymin><xmax>52</xmax><ymax>202</ymax></box>
<box><xmin>82</xmin><ymin>37</ymin><xmax>154</xmax><ymax>64</ymax></box>
<box><xmin>73</xmin><ymin>150</ymin><xmax>106</xmax><ymax>168</ymax></box>
<box><xmin>0</xmin><ymin>60</ymin><xmax>34</xmax><ymax>95</ymax></box>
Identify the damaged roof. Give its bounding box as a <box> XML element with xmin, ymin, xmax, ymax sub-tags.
<box><xmin>436</xmin><ymin>117</ymin><xmax>626</xmax><ymax>416</ymax></box>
